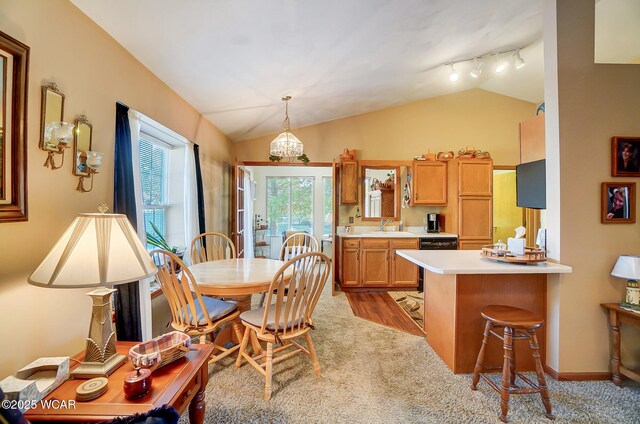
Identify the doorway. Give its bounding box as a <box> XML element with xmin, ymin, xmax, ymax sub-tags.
<box><xmin>240</xmin><ymin>162</ymin><xmax>333</xmax><ymax>260</ymax></box>
<box><xmin>493</xmin><ymin>167</ymin><xmax>524</xmax><ymax>243</ymax></box>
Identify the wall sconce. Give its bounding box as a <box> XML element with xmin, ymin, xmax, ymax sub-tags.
<box><xmin>76</xmin><ymin>151</ymin><xmax>104</xmax><ymax>192</ymax></box>
<box><xmin>43</xmin><ymin>122</ymin><xmax>74</xmax><ymax>169</ymax></box>
<box><xmin>40</xmin><ymin>82</ymin><xmax>72</xmax><ymax>170</ymax></box>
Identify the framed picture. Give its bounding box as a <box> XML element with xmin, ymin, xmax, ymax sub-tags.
<box><xmin>601</xmin><ymin>182</ymin><xmax>636</xmax><ymax>224</ymax></box>
<box><xmin>611</xmin><ymin>136</ymin><xmax>640</xmax><ymax>177</ymax></box>
<box><xmin>0</xmin><ymin>31</ymin><xmax>29</xmax><ymax>222</ymax></box>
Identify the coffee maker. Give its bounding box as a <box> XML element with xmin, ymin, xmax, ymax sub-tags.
<box><xmin>426</xmin><ymin>213</ymin><xmax>441</xmax><ymax>233</ymax></box>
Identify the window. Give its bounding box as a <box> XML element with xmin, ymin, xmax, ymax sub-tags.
<box><xmin>266</xmin><ymin>177</ymin><xmax>314</xmax><ymax>236</ymax></box>
<box><xmin>140</xmin><ymin>138</ymin><xmax>168</xmax><ymax>247</ymax></box>
<box><xmin>323</xmin><ymin>177</ymin><xmax>333</xmax><ymax>236</ymax></box>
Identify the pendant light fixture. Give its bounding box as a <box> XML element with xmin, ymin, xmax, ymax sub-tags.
<box><xmin>269</xmin><ymin>96</ymin><xmax>303</xmax><ymax>158</ymax></box>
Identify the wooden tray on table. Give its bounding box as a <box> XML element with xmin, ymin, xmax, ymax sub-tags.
<box><xmin>480</xmin><ymin>245</ymin><xmax>546</xmax><ymax>264</ymax></box>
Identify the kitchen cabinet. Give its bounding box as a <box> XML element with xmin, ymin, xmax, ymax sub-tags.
<box><xmin>520</xmin><ymin>114</ymin><xmax>545</xmax><ymax>164</ymax></box>
<box><xmin>443</xmin><ymin>158</ymin><xmax>493</xmax><ymax>249</ymax></box>
<box><xmin>340</xmin><ymin>160</ymin><xmax>358</xmax><ymax>204</ymax></box>
<box><xmin>340</xmin><ymin>237</ymin><xmax>418</xmax><ymax>288</ymax></box>
<box><xmin>412</xmin><ymin>161</ymin><xmax>447</xmax><ymax>205</ymax></box>
<box><xmin>390</xmin><ymin>239</ymin><xmax>420</xmax><ymax>286</ymax></box>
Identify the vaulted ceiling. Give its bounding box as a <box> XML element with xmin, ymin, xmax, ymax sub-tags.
<box><xmin>72</xmin><ymin>1</ymin><xmax>548</xmax><ymax>141</ymax></box>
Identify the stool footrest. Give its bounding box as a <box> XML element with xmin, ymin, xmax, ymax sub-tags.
<box><xmin>478</xmin><ymin>371</ymin><xmax>546</xmax><ymax>396</ymax></box>
<box><xmin>489</xmin><ymin>327</ymin><xmax>531</xmax><ymax>341</ymax></box>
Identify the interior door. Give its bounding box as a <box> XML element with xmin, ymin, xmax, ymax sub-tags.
<box><xmin>232</xmin><ymin>159</ymin><xmax>246</xmax><ymax>258</ymax></box>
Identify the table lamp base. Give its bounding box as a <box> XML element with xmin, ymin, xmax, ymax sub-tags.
<box><xmin>71</xmin><ymin>353</ymin><xmax>127</xmax><ymax>379</ymax></box>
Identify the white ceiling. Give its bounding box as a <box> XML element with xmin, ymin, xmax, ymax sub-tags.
<box><xmin>72</xmin><ymin>0</ymin><xmax>548</xmax><ymax>141</ymax></box>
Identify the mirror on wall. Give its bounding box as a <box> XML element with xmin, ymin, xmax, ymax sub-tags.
<box><xmin>40</xmin><ymin>83</ymin><xmax>64</xmax><ymax>151</ymax></box>
<box><xmin>0</xmin><ymin>31</ymin><xmax>29</xmax><ymax>222</ymax></box>
<box><xmin>361</xmin><ymin>165</ymin><xmax>400</xmax><ymax>220</ymax></box>
<box><xmin>73</xmin><ymin>115</ymin><xmax>92</xmax><ymax>176</ymax></box>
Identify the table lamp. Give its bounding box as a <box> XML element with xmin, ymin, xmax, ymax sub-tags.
<box><xmin>611</xmin><ymin>255</ymin><xmax>640</xmax><ymax>312</ymax></box>
<box><xmin>28</xmin><ymin>212</ymin><xmax>157</xmax><ymax>378</ymax></box>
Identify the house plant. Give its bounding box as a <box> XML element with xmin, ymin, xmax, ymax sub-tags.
<box><xmin>146</xmin><ymin>221</ymin><xmax>184</xmax><ymax>270</ymax></box>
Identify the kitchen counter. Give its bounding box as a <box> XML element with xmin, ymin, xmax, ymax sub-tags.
<box><xmin>395</xmin><ymin>249</ymin><xmax>571</xmax><ymax>374</ymax></box>
<box><xmin>396</xmin><ymin>249</ymin><xmax>572</xmax><ymax>274</ymax></box>
<box><xmin>338</xmin><ymin>231</ymin><xmax>457</xmax><ymax>238</ymax></box>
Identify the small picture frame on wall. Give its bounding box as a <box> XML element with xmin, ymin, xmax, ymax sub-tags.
<box><xmin>601</xmin><ymin>182</ymin><xmax>636</xmax><ymax>224</ymax></box>
<box><xmin>611</xmin><ymin>136</ymin><xmax>640</xmax><ymax>177</ymax></box>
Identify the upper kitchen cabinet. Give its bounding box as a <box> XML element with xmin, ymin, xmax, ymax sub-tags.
<box><xmin>443</xmin><ymin>158</ymin><xmax>493</xmax><ymax>249</ymax></box>
<box><xmin>520</xmin><ymin>114</ymin><xmax>545</xmax><ymax>163</ymax></box>
<box><xmin>412</xmin><ymin>161</ymin><xmax>447</xmax><ymax>205</ymax></box>
<box><xmin>340</xmin><ymin>160</ymin><xmax>358</xmax><ymax>204</ymax></box>
<box><xmin>458</xmin><ymin>160</ymin><xmax>492</xmax><ymax>196</ymax></box>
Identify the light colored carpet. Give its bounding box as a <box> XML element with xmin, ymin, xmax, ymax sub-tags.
<box><xmin>181</xmin><ymin>284</ymin><xmax>640</xmax><ymax>423</ymax></box>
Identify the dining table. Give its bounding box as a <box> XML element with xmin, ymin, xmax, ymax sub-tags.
<box><xmin>188</xmin><ymin>257</ymin><xmax>291</xmax><ymax>353</ymax></box>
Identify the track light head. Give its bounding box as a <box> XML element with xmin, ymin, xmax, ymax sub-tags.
<box><xmin>514</xmin><ymin>49</ymin><xmax>525</xmax><ymax>69</ymax></box>
<box><xmin>470</xmin><ymin>58</ymin><xmax>484</xmax><ymax>78</ymax></box>
<box><xmin>495</xmin><ymin>58</ymin><xmax>507</xmax><ymax>73</ymax></box>
<box><xmin>449</xmin><ymin>64</ymin><xmax>459</xmax><ymax>82</ymax></box>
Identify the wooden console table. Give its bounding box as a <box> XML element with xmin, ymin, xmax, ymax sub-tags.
<box><xmin>601</xmin><ymin>303</ymin><xmax>640</xmax><ymax>386</ymax></box>
<box><xmin>25</xmin><ymin>342</ymin><xmax>213</xmax><ymax>423</ymax></box>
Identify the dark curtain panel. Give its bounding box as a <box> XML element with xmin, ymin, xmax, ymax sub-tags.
<box><xmin>113</xmin><ymin>102</ymin><xmax>142</xmax><ymax>341</ymax></box>
<box><xmin>193</xmin><ymin>144</ymin><xmax>206</xmax><ymax>235</ymax></box>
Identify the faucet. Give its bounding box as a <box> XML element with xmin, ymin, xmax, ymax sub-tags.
<box><xmin>380</xmin><ymin>219</ymin><xmax>393</xmax><ymax>231</ymax></box>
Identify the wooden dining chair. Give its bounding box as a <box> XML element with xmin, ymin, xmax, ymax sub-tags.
<box><xmin>151</xmin><ymin>249</ymin><xmax>244</xmax><ymax>364</ymax></box>
<box><xmin>257</xmin><ymin>232</ymin><xmax>320</xmax><ymax>307</ymax></box>
<box><xmin>235</xmin><ymin>251</ymin><xmax>330</xmax><ymax>400</ymax></box>
<box><xmin>279</xmin><ymin>232</ymin><xmax>319</xmax><ymax>261</ymax></box>
<box><xmin>190</xmin><ymin>232</ymin><xmax>236</xmax><ymax>264</ymax></box>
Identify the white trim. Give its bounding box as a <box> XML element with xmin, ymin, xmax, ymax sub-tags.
<box><xmin>138</xmin><ymin>114</ymin><xmax>191</xmax><ymax>147</ymax></box>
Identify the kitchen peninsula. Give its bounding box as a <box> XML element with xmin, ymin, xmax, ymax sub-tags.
<box><xmin>396</xmin><ymin>249</ymin><xmax>572</xmax><ymax>374</ymax></box>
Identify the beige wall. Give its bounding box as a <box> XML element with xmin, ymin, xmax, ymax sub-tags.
<box><xmin>545</xmin><ymin>0</ymin><xmax>640</xmax><ymax>373</ymax></box>
<box><xmin>235</xmin><ymin>89</ymin><xmax>536</xmax><ymax>165</ymax></box>
<box><xmin>0</xmin><ymin>0</ymin><xmax>233</xmax><ymax>377</ymax></box>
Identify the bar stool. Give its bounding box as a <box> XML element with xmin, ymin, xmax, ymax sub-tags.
<box><xmin>470</xmin><ymin>305</ymin><xmax>554</xmax><ymax>423</ymax></box>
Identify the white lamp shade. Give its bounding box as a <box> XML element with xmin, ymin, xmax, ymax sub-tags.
<box><xmin>611</xmin><ymin>255</ymin><xmax>640</xmax><ymax>280</ymax></box>
<box><xmin>29</xmin><ymin>214</ymin><xmax>157</xmax><ymax>288</ymax></box>
<box><xmin>269</xmin><ymin>131</ymin><xmax>303</xmax><ymax>158</ymax></box>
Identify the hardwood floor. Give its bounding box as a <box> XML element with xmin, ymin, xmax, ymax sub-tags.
<box><xmin>344</xmin><ymin>291</ymin><xmax>426</xmax><ymax>337</ymax></box>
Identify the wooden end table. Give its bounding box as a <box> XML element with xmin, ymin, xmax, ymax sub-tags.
<box><xmin>601</xmin><ymin>303</ymin><xmax>640</xmax><ymax>386</ymax></box>
<box><xmin>25</xmin><ymin>342</ymin><xmax>213</xmax><ymax>423</ymax></box>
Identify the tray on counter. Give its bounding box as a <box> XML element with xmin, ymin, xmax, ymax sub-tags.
<box><xmin>480</xmin><ymin>245</ymin><xmax>546</xmax><ymax>264</ymax></box>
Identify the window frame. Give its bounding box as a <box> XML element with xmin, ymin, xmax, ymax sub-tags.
<box><xmin>266</xmin><ymin>176</ymin><xmax>315</xmax><ymax>236</ymax></box>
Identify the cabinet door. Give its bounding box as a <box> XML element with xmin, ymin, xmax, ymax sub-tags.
<box><xmin>361</xmin><ymin>248</ymin><xmax>389</xmax><ymax>286</ymax></box>
<box><xmin>458</xmin><ymin>239</ymin><xmax>492</xmax><ymax>250</ymax></box>
<box><xmin>520</xmin><ymin>114</ymin><xmax>545</xmax><ymax>163</ymax></box>
<box><xmin>458</xmin><ymin>160</ymin><xmax>492</xmax><ymax>196</ymax></box>
<box><xmin>340</xmin><ymin>160</ymin><xmax>358</xmax><ymax>204</ymax></box>
<box><xmin>459</xmin><ymin>197</ymin><xmax>493</xmax><ymax>239</ymax></box>
<box><xmin>341</xmin><ymin>248</ymin><xmax>360</xmax><ymax>286</ymax></box>
<box><xmin>390</xmin><ymin>239</ymin><xmax>419</xmax><ymax>287</ymax></box>
<box><xmin>413</xmin><ymin>161</ymin><xmax>447</xmax><ymax>205</ymax></box>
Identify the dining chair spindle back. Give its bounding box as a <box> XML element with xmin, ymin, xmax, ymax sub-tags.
<box><xmin>190</xmin><ymin>232</ymin><xmax>237</xmax><ymax>264</ymax></box>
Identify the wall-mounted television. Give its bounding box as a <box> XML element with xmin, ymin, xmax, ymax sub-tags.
<box><xmin>516</xmin><ymin>159</ymin><xmax>546</xmax><ymax>209</ymax></box>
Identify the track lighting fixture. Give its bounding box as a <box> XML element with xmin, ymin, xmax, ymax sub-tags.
<box><xmin>449</xmin><ymin>64</ymin><xmax>459</xmax><ymax>82</ymax></box>
<box><xmin>470</xmin><ymin>58</ymin><xmax>484</xmax><ymax>78</ymax></box>
<box><xmin>443</xmin><ymin>46</ymin><xmax>526</xmax><ymax>83</ymax></box>
<box><xmin>513</xmin><ymin>49</ymin><xmax>525</xmax><ymax>69</ymax></box>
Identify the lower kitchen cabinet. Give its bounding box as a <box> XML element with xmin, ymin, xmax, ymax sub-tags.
<box><xmin>340</xmin><ymin>237</ymin><xmax>418</xmax><ymax>288</ymax></box>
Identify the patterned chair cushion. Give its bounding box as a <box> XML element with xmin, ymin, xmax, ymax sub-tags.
<box><xmin>183</xmin><ymin>296</ymin><xmax>237</xmax><ymax>325</ymax></box>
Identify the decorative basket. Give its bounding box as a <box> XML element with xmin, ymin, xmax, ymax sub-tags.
<box><xmin>480</xmin><ymin>245</ymin><xmax>546</xmax><ymax>264</ymax></box>
<box><xmin>129</xmin><ymin>331</ymin><xmax>192</xmax><ymax>370</ymax></box>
